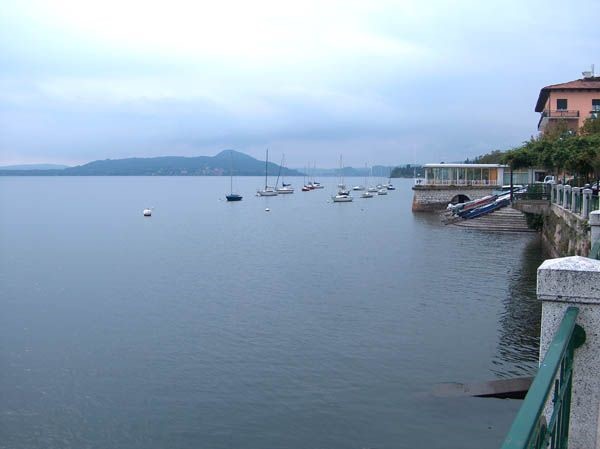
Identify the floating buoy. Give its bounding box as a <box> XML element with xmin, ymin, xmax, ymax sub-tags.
<box><xmin>143</xmin><ymin>208</ymin><xmax>152</xmax><ymax>217</ymax></box>
<box><xmin>265</xmin><ymin>208</ymin><xmax>270</xmax><ymax>212</ymax></box>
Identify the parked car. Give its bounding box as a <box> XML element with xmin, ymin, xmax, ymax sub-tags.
<box><xmin>543</xmin><ymin>175</ymin><xmax>556</xmax><ymax>184</ymax></box>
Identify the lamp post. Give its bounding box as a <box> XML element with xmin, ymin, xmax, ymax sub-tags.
<box><xmin>510</xmin><ymin>165</ymin><xmax>514</xmax><ymax>203</ymax></box>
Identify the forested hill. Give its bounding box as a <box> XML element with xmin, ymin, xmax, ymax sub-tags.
<box><xmin>0</xmin><ymin>150</ymin><xmax>302</xmax><ymax>176</ymax></box>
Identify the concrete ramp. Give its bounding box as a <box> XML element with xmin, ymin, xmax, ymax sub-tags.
<box><xmin>452</xmin><ymin>206</ymin><xmax>536</xmax><ymax>232</ymax></box>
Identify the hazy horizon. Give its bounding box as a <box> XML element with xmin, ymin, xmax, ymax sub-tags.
<box><xmin>1</xmin><ymin>0</ymin><xmax>598</xmax><ymax>168</ymax></box>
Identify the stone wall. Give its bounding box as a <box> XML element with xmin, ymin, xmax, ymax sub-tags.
<box><xmin>412</xmin><ymin>186</ymin><xmax>496</xmax><ymax>211</ymax></box>
<box><xmin>542</xmin><ymin>204</ymin><xmax>591</xmax><ymax>257</ymax></box>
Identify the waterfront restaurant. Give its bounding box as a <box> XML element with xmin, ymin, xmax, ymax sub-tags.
<box><xmin>418</xmin><ymin>163</ymin><xmax>544</xmax><ymax>186</ymax></box>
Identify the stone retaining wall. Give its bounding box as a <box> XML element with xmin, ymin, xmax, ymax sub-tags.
<box><xmin>542</xmin><ymin>204</ymin><xmax>591</xmax><ymax>257</ymax></box>
<box><xmin>412</xmin><ymin>186</ymin><xmax>496</xmax><ymax>211</ymax></box>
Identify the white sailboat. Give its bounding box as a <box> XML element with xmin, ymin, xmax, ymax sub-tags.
<box><xmin>360</xmin><ymin>163</ymin><xmax>373</xmax><ymax>198</ymax></box>
<box><xmin>275</xmin><ymin>154</ymin><xmax>294</xmax><ymax>194</ymax></box>
<box><xmin>257</xmin><ymin>149</ymin><xmax>278</xmax><ymax>196</ymax></box>
<box><xmin>332</xmin><ymin>155</ymin><xmax>353</xmax><ymax>202</ymax></box>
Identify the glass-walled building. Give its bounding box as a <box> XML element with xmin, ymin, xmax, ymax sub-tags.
<box><xmin>417</xmin><ymin>163</ymin><xmax>546</xmax><ymax>187</ymax></box>
<box><xmin>419</xmin><ymin>164</ymin><xmax>506</xmax><ymax>186</ymax></box>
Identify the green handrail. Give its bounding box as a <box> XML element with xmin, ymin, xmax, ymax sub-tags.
<box><xmin>501</xmin><ymin>307</ymin><xmax>584</xmax><ymax>449</ymax></box>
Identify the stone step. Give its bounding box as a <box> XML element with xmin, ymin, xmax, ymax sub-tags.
<box><xmin>450</xmin><ymin>206</ymin><xmax>535</xmax><ymax>232</ymax></box>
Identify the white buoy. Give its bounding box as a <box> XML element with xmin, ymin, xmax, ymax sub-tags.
<box><xmin>265</xmin><ymin>208</ymin><xmax>270</xmax><ymax>212</ymax></box>
<box><xmin>143</xmin><ymin>208</ymin><xmax>152</xmax><ymax>217</ymax></box>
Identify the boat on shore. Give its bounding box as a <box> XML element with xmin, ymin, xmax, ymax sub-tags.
<box><xmin>448</xmin><ymin>194</ymin><xmax>497</xmax><ymax>215</ymax></box>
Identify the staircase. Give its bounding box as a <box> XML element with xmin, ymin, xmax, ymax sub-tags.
<box><xmin>451</xmin><ymin>206</ymin><xmax>535</xmax><ymax>232</ymax></box>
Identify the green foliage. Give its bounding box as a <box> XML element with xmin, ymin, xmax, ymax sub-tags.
<box><xmin>464</xmin><ymin>149</ymin><xmax>506</xmax><ymax>164</ymax></box>
<box><xmin>580</xmin><ymin>117</ymin><xmax>600</xmax><ymax>136</ymax></box>
<box><xmin>499</xmin><ymin>125</ymin><xmax>600</xmax><ymax>182</ymax></box>
<box><xmin>390</xmin><ymin>164</ymin><xmax>423</xmax><ymax>178</ymax></box>
<box><xmin>524</xmin><ymin>212</ymin><xmax>544</xmax><ymax>231</ymax></box>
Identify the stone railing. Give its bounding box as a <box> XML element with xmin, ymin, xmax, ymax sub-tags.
<box><xmin>551</xmin><ymin>184</ymin><xmax>598</xmax><ymax>219</ymax></box>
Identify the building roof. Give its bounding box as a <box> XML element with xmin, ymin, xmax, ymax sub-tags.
<box><xmin>423</xmin><ymin>163</ymin><xmax>507</xmax><ymax>168</ymax></box>
<box><xmin>535</xmin><ymin>76</ymin><xmax>600</xmax><ymax>112</ymax></box>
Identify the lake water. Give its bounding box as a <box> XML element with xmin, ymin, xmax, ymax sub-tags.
<box><xmin>0</xmin><ymin>176</ymin><xmax>548</xmax><ymax>449</ymax></box>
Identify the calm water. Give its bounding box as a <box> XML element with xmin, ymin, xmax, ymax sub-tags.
<box><xmin>0</xmin><ymin>177</ymin><xmax>548</xmax><ymax>449</ymax></box>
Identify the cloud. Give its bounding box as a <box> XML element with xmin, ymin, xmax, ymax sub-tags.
<box><xmin>1</xmin><ymin>0</ymin><xmax>599</xmax><ymax>166</ymax></box>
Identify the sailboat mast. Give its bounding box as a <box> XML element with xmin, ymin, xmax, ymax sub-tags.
<box><xmin>265</xmin><ymin>149</ymin><xmax>268</xmax><ymax>189</ymax></box>
<box><xmin>275</xmin><ymin>155</ymin><xmax>283</xmax><ymax>188</ymax></box>
<box><xmin>229</xmin><ymin>150</ymin><xmax>235</xmax><ymax>194</ymax></box>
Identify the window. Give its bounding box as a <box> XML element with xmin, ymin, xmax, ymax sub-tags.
<box><xmin>556</xmin><ymin>99</ymin><xmax>568</xmax><ymax>110</ymax></box>
<box><xmin>593</xmin><ymin>99</ymin><xmax>600</xmax><ymax>112</ymax></box>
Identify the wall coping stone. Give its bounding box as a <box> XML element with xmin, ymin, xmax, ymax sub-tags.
<box><xmin>538</xmin><ymin>256</ymin><xmax>600</xmax><ymax>304</ymax></box>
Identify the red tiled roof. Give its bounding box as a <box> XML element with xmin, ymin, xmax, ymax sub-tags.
<box><xmin>535</xmin><ymin>77</ymin><xmax>600</xmax><ymax>112</ymax></box>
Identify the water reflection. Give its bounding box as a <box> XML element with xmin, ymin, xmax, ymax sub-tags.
<box><xmin>493</xmin><ymin>236</ymin><xmax>550</xmax><ymax>377</ymax></box>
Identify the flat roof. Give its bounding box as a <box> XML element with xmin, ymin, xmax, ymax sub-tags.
<box><xmin>423</xmin><ymin>163</ymin><xmax>508</xmax><ymax>168</ymax></box>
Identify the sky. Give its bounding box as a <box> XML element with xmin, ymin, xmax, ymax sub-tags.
<box><xmin>0</xmin><ymin>0</ymin><xmax>598</xmax><ymax>168</ymax></box>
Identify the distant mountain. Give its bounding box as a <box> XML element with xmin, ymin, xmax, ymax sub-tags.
<box><xmin>301</xmin><ymin>166</ymin><xmax>396</xmax><ymax>177</ymax></box>
<box><xmin>0</xmin><ymin>163</ymin><xmax>69</xmax><ymax>170</ymax></box>
<box><xmin>0</xmin><ymin>150</ymin><xmax>301</xmax><ymax>177</ymax></box>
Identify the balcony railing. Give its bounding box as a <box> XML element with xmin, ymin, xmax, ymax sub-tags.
<box><xmin>413</xmin><ymin>179</ymin><xmax>499</xmax><ymax>186</ymax></box>
<box><xmin>501</xmin><ymin>307</ymin><xmax>585</xmax><ymax>449</ymax></box>
<box><xmin>538</xmin><ymin>110</ymin><xmax>580</xmax><ymax>129</ymax></box>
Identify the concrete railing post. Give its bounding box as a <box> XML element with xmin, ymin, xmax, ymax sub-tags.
<box><xmin>557</xmin><ymin>185</ymin><xmax>564</xmax><ymax>207</ymax></box>
<box><xmin>551</xmin><ymin>184</ymin><xmax>556</xmax><ymax>203</ymax></box>
<box><xmin>591</xmin><ymin>210</ymin><xmax>600</xmax><ymax>246</ymax></box>
<box><xmin>538</xmin><ymin>256</ymin><xmax>600</xmax><ymax>449</ymax></box>
<box><xmin>564</xmin><ymin>185</ymin><xmax>572</xmax><ymax>209</ymax></box>
<box><xmin>582</xmin><ymin>188</ymin><xmax>593</xmax><ymax>219</ymax></box>
<box><xmin>571</xmin><ymin>188</ymin><xmax>578</xmax><ymax>212</ymax></box>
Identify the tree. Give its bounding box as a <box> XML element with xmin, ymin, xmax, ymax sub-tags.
<box><xmin>580</xmin><ymin>117</ymin><xmax>600</xmax><ymax>136</ymax></box>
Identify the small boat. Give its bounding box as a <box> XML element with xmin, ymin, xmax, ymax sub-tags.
<box><xmin>276</xmin><ymin>185</ymin><xmax>294</xmax><ymax>194</ymax></box>
<box><xmin>450</xmin><ymin>195</ymin><xmax>497</xmax><ymax>215</ymax></box>
<box><xmin>332</xmin><ymin>193</ymin><xmax>353</xmax><ymax>202</ymax></box>
<box><xmin>367</xmin><ymin>186</ymin><xmax>378</xmax><ymax>193</ymax></box>
<box><xmin>143</xmin><ymin>208</ymin><xmax>152</xmax><ymax>216</ymax></box>
<box><xmin>226</xmin><ymin>193</ymin><xmax>243</xmax><ymax>201</ymax></box>
<box><xmin>461</xmin><ymin>197</ymin><xmax>510</xmax><ymax>219</ymax></box>
<box><xmin>257</xmin><ymin>186</ymin><xmax>278</xmax><ymax>196</ymax></box>
<box><xmin>352</xmin><ymin>185</ymin><xmax>365</xmax><ymax>191</ymax></box>
<box><xmin>377</xmin><ymin>188</ymin><xmax>388</xmax><ymax>195</ymax></box>
<box><xmin>361</xmin><ymin>191</ymin><xmax>374</xmax><ymax>198</ymax></box>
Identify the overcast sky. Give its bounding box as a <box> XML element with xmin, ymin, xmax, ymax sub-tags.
<box><xmin>1</xmin><ymin>0</ymin><xmax>598</xmax><ymax>168</ymax></box>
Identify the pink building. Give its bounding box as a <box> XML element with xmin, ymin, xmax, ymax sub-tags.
<box><xmin>535</xmin><ymin>71</ymin><xmax>600</xmax><ymax>133</ymax></box>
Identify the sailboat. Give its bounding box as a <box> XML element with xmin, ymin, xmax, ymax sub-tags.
<box><xmin>332</xmin><ymin>155</ymin><xmax>353</xmax><ymax>202</ymax></box>
<box><xmin>257</xmin><ymin>149</ymin><xmax>278</xmax><ymax>196</ymax></box>
<box><xmin>302</xmin><ymin>165</ymin><xmax>311</xmax><ymax>191</ymax></box>
<box><xmin>275</xmin><ymin>154</ymin><xmax>294</xmax><ymax>194</ymax></box>
<box><xmin>308</xmin><ymin>162</ymin><xmax>324</xmax><ymax>189</ymax></box>
<box><xmin>385</xmin><ymin>168</ymin><xmax>396</xmax><ymax>190</ymax></box>
<box><xmin>361</xmin><ymin>163</ymin><xmax>373</xmax><ymax>198</ymax></box>
<box><xmin>226</xmin><ymin>150</ymin><xmax>243</xmax><ymax>202</ymax></box>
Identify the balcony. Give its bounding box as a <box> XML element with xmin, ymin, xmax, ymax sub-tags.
<box><xmin>538</xmin><ymin>110</ymin><xmax>580</xmax><ymax>130</ymax></box>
